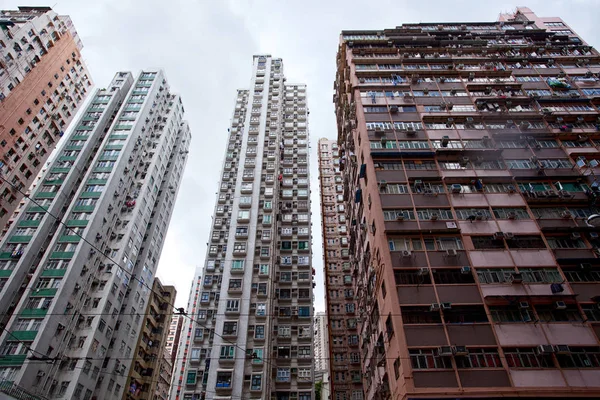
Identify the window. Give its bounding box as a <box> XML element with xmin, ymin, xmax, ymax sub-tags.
<box><xmin>519</xmin><ymin>268</ymin><xmax>562</xmax><ymax>283</ymax></box>
<box><xmin>557</xmin><ymin>347</ymin><xmax>600</xmax><ymax>368</ymax></box>
<box><xmin>220</xmin><ymin>346</ymin><xmax>235</xmax><ymax>360</ymax></box>
<box><xmin>493</xmin><ymin>208</ymin><xmax>529</xmax><ymax>219</ymax></box>
<box><xmin>476</xmin><ymin>268</ymin><xmax>515</xmax><ymax>283</ymax></box>
<box><xmin>536</xmin><ymin>304</ymin><xmax>582</xmax><ymax>322</ymax></box>
<box><xmin>455</xmin><ymin>348</ymin><xmax>501</xmax><ymax>368</ymax></box>
<box><xmin>251</xmin><ymin>374</ymin><xmax>262</xmax><ymax>390</ymax></box>
<box><xmin>489</xmin><ymin>306</ymin><xmax>532</xmax><ymax>323</ymax></box>
<box><xmin>410</xmin><ymin>349</ymin><xmax>451</xmax><ymax>369</ymax></box>
<box><xmin>505</xmin><ymin>347</ymin><xmax>554</xmax><ymax>368</ymax></box>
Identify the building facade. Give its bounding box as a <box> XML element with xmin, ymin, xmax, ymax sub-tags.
<box><xmin>317</xmin><ymin>138</ymin><xmax>363</xmax><ymax>399</ymax></box>
<box><xmin>123</xmin><ymin>278</ymin><xmax>175</xmax><ymax>400</ymax></box>
<box><xmin>166</xmin><ymin>315</ymin><xmax>184</xmax><ymax>365</ymax></box>
<box><xmin>171</xmin><ymin>55</ymin><xmax>314</xmax><ymax>400</ymax></box>
<box><xmin>0</xmin><ymin>69</ymin><xmax>190</xmax><ymax>399</ymax></box>
<box><xmin>333</xmin><ymin>7</ymin><xmax>600</xmax><ymax>400</ymax></box>
<box><xmin>0</xmin><ymin>6</ymin><xmax>92</xmax><ymax>230</ymax></box>
<box><xmin>313</xmin><ymin>311</ymin><xmax>329</xmax><ymax>374</ymax></box>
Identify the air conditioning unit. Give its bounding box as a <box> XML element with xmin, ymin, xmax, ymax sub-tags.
<box><xmin>401</xmin><ymin>250</ymin><xmax>412</xmax><ymax>258</ymax></box>
<box><xmin>430</xmin><ymin>213</ymin><xmax>439</xmax><ymax>221</ymax></box>
<box><xmin>453</xmin><ymin>346</ymin><xmax>468</xmax><ymax>356</ymax></box>
<box><xmin>441</xmin><ymin>302</ymin><xmax>452</xmax><ymax>310</ymax></box>
<box><xmin>451</xmin><ymin>184</ymin><xmax>462</xmax><ymax>194</ymax></box>
<box><xmin>504</xmin><ymin>232</ymin><xmax>514</xmax><ymax>240</ymax></box>
<box><xmin>414</xmin><ymin>180</ymin><xmax>424</xmax><ymax>188</ymax></box>
<box><xmin>446</xmin><ymin>249</ymin><xmax>458</xmax><ymax>257</ymax></box>
<box><xmin>378</xmin><ymin>180</ymin><xmax>387</xmax><ymax>189</ymax></box>
<box><xmin>554</xmin><ymin>345</ymin><xmax>571</xmax><ymax>354</ymax></box>
<box><xmin>37</xmin><ymin>371</ymin><xmax>45</xmax><ymax>377</ymax></box>
<box><xmin>590</xmin><ymin>232</ymin><xmax>599</xmax><ymax>239</ymax></box>
<box><xmin>492</xmin><ymin>232</ymin><xmax>505</xmax><ymax>240</ymax></box>
<box><xmin>507</xmin><ymin>211</ymin><xmax>517</xmax><ymax>219</ymax></box>
<box><xmin>555</xmin><ymin>301</ymin><xmax>567</xmax><ymax>310</ymax></box>
<box><xmin>430</xmin><ymin>303</ymin><xmax>441</xmax><ymax>311</ymax></box>
<box><xmin>460</xmin><ymin>266</ymin><xmax>471</xmax><ymax>274</ymax></box>
<box><xmin>571</xmin><ymin>232</ymin><xmax>581</xmax><ymax>240</ymax></box>
<box><xmin>536</xmin><ymin>345</ymin><xmax>555</xmax><ymax>355</ymax></box>
<box><xmin>405</xmin><ymin>126</ymin><xmax>416</xmax><ymax>136</ymax></box>
<box><xmin>509</xmin><ymin>272</ymin><xmax>523</xmax><ymax>284</ymax></box>
<box><xmin>438</xmin><ymin>346</ymin><xmax>453</xmax><ymax>356</ymax></box>
<box><xmin>396</xmin><ymin>214</ymin><xmax>405</xmax><ymax>221</ymax></box>
<box><xmin>417</xmin><ymin>267</ymin><xmax>429</xmax><ymax>276</ymax></box>
<box><xmin>560</xmin><ymin>211</ymin><xmax>572</xmax><ymax>219</ymax></box>
<box><xmin>519</xmin><ymin>301</ymin><xmax>530</xmax><ymax>309</ymax></box>
<box><xmin>508</xmin><ymin>185</ymin><xmax>516</xmax><ymax>193</ymax></box>
<box><xmin>390</xmin><ymin>105</ymin><xmax>399</xmax><ymax>113</ymax></box>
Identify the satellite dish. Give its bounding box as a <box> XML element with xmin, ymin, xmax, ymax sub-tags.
<box><xmin>587</xmin><ymin>214</ymin><xmax>600</xmax><ymax>227</ymax></box>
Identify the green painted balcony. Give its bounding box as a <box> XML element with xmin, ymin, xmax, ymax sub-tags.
<box><xmin>72</xmin><ymin>135</ymin><xmax>89</xmax><ymax>141</ymax></box>
<box><xmin>113</xmin><ymin>124</ymin><xmax>132</xmax><ymax>130</ymax></box>
<box><xmin>17</xmin><ymin>220</ymin><xmax>40</xmax><ymax>228</ymax></box>
<box><xmin>0</xmin><ymin>270</ymin><xmax>13</xmax><ymax>278</ymax></box>
<box><xmin>49</xmin><ymin>251</ymin><xmax>74</xmax><ymax>259</ymax></box>
<box><xmin>58</xmin><ymin>235</ymin><xmax>80</xmax><ymax>243</ymax></box>
<box><xmin>94</xmin><ymin>167</ymin><xmax>113</xmax><ymax>173</ymax></box>
<box><xmin>77</xmin><ymin>125</ymin><xmax>94</xmax><ymax>131</ymax></box>
<box><xmin>31</xmin><ymin>288</ymin><xmax>57</xmax><ymax>297</ymax></box>
<box><xmin>58</xmin><ymin>156</ymin><xmax>77</xmax><ymax>162</ymax></box>
<box><xmin>0</xmin><ymin>253</ymin><xmax>13</xmax><ymax>260</ymax></box>
<box><xmin>99</xmin><ymin>155</ymin><xmax>119</xmax><ymax>161</ymax></box>
<box><xmin>8</xmin><ymin>235</ymin><xmax>32</xmax><ymax>244</ymax></box>
<box><xmin>41</xmin><ymin>269</ymin><xmax>66</xmax><ymax>277</ymax></box>
<box><xmin>80</xmin><ymin>192</ymin><xmax>102</xmax><ymax>199</ymax></box>
<box><xmin>10</xmin><ymin>331</ymin><xmax>38</xmax><ymax>341</ymax></box>
<box><xmin>20</xmin><ymin>308</ymin><xmax>48</xmax><ymax>318</ymax></box>
<box><xmin>43</xmin><ymin>178</ymin><xmax>64</xmax><ymax>185</ymax></box>
<box><xmin>73</xmin><ymin>205</ymin><xmax>95</xmax><ymax>212</ymax></box>
<box><xmin>28</xmin><ymin>206</ymin><xmax>49</xmax><ymax>212</ymax></box>
<box><xmin>110</xmin><ymin>135</ymin><xmax>128</xmax><ymax>140</ymax></box>
<box><xmin>35</xmin><ymin>192</ymin><xmax>57</xmax><ymax>199</ymax></box>
<box><xmin>64</xmin><ymin>145</ymin><xmax>83</xmax><ymax>151</ymax></box>
<box><xmin>0</xmin><ymin>354</ymin><xmax>27</xmax><ymax>366</ymax></box>
<box><xmin>51</xmin><ymin>167</ymin><xmax>71</xmax><ymax>173</ymax></box>
<box><xmin>66</xmin><ymin>220</ymin><xmax>88</xmax><ymax>228</ymax></box>
<box><xmin>104</xmin><ymin>145</ymin><xmax>123</xmax><ymax>151</ymax></box>
<box><xmin>87</xmin><ymin>179</ymin><xmax>107</xmax><ymax>185</ymax></box>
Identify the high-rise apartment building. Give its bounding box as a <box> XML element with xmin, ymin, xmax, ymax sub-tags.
<box><xmin>156</xmin><ymin>352</ymin><xmax>173</xmax><ymax>400</ymax></box>
<box><xmin>166</xmin><ymin>314</ymin><xmax>184</xmax><ymax>364</ymax></box>
<box><xmin>313</xmin><ymin>311</ymin><xmax>329</xmax><ymax>374</ymax></box>
<box><xmin>0</xmin><ymin>69</ymin><xmax>190</xmax><ymax>399</ymax></box>
<box><xmin>332</xmin><ymin>7</ymin><xmax>600</xmax><ymax>400</ymax></box>
<box><xmin>123</xmin><ymin>278</ymin><xmax>175</xmax><ymax>400</ymax></box>
<box><xmin>0</xmin><ymin>6</ymin><xmax>92</xmax><ymax>229</ymax></box>
<box><xmin>172</xmin><ymin>55</ymin><xmax>314</xmax><ymax>400</ymax></box>
<box><xmin>317</xmin><ymin>138</ymin><xmax>363</xmax><ymax>399</ymax></box>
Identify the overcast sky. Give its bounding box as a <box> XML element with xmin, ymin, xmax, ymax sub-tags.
<box><xmin>6</xmin><ymin>0</ymin><xmax>600</xmax><ymax>311</ymax></box>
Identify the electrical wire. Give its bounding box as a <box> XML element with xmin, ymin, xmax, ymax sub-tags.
<box><xmin>0</xmin><ymin>175</ymin><xmax>302</xmax><ymax>397</ymax></box>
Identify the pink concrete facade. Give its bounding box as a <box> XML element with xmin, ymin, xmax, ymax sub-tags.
<box><xmin>332</xmin><ymin>7</ymin><xmax>600</xmax><ymax>400</ymax></box>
